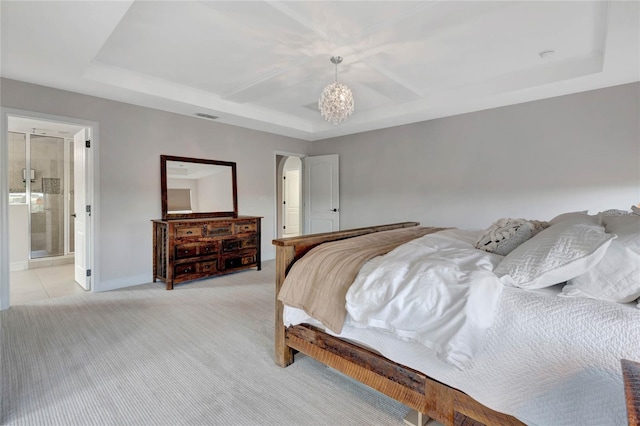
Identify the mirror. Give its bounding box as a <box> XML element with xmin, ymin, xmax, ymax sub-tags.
<box><xmin>161</xmin><ymin>155</ymin><xmax>237</xmax><ymax>219</ymax></box>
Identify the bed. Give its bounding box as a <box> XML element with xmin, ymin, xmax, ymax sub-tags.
<box><xmin>273</xmin><ymin>213</ymin><xmax>640</xmax><ymax>426</ymax></box>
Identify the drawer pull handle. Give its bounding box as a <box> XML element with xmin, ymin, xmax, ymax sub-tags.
<box><xmin>184</xmin><ymin>269</ymin><xmax>189</xmax><ymax>273</ymax></box>
<box><xmin>184</xmin><ymin>250</ymin><xmax>189</xmax><ymax>253</ymax></box>
<box><xmin>186</xmin><ymin>231</ymin><xmax>193</xmax><ymax>235</ymax></box>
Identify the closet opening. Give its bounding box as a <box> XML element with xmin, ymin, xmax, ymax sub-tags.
<box><xmin>275</xmin><ymin>153</ymin><xmax>303</xmax><ymax>239</ymax></box>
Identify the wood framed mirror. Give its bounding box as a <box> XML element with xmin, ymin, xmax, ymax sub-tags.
<box><xmin>161</xmin><ymin>155</ymin><xmax>238</xmax><ymax>220</ymax></box>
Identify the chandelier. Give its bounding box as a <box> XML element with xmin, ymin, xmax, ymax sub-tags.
<box><xmin>318</xmin><ymin>56</ymin><xmax>354</xmax><ymax>125</ymax></box>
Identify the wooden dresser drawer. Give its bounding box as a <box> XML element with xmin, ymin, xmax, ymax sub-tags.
<box><xmin>198</xmin><ymin>260</ymin><xmax>218</xmax><ymax>274</ymax></box>
<box><xmin>175</xmin><ymin>226</ymin><xmax>203</xmax><ymax>238</ymax></box>
<box><xmin>174</xmin><ymin>262</ymin><xmax>196</xmax><ymax>276</ymax></box>
<box><xmin>206</xmin><ymin>223</ymin><xmax>233</xmax><ymax>237</ymax></box>
<box><xmin>175</xmin><ymin>243</ymin><xmax>198</xmax><ymax>259</ymax></box>
<box><xmin>235</xmin><ymin>221</ymin><xmax>257</xmax><ymax>234</ymax></box>
<box><xmin>199</xmin><ymin>243</ymin><xmax>217</xmax><ymax>256</ymax></box>
<box><xmin>222</xmin><ymin>236</ymin><xmax>257</xmax><ymax>253</ymax></box>
<box><xmin>224</xmin><ymin>253</ymin><xmax>256</xmax><ymax>270</ymax></box>
<box><xmin>175</xmin><ymin>242</ymin><xmax>218</xmax><ymax>259</ymax></box>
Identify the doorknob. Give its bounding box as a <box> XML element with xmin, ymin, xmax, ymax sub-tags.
<box><xmin>71</xmin><ymin>213</ymin><xmax>77</xmax><ymax>218</ymax></box>
<box><xmin>332</xmin><ymin>208</ymin><xmax>338</xmax><ymax>212</ymax></box>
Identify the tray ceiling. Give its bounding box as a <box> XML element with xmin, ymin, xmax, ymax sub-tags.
<box><xmin>1</xmin><ymin>1</ymin><xmax>638</xmax><ymax>141</ymax></box>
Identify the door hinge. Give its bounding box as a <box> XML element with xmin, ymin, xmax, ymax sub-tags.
<box><xmin>86</xmin><ymin>205</ymin><xmax>91</xmax><ymax>213</ymax></box>
<box><xmin>283</xmin><ymin>225</ymin><xmax>286</xmax><ymax>229</ymax></box>
<box><xmin>283</xmin><ymin>200</ymin><xmax>286</xmax><ymax>205</ymax></box>
<box><xmin>85</xmin><ymin>140</ymin><xmax>91</xmax><ymax>148</ymax></box>
<box><xmin>86</xmin><ymin>269</ymin><xmax>92</xmax><ymax>277</ymax></box>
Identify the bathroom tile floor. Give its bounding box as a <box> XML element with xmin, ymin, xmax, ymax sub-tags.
<box><xmin>10</xmin><ymin>264</ymin><xmax>86</xmax><ymax>305</ymax></box>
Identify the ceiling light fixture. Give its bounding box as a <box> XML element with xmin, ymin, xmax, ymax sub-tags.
<box><xmin>318</xmin><ymin>56</ymin><xmax>354</xmax><ymax>125</ymax></box>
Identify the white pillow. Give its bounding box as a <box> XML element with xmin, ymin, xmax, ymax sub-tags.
<box><xmin>561</xmin><ymin>216</ymin><xmax>640</xmax><ymax>303</ymax></box>
<box><xmin>495</xmin><ymin>217</ymin><xmax>615</xmax><ymax>289</ymax></box>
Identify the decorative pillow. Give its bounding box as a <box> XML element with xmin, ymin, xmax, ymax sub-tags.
<box><xmin>602</xmin><ymin>215</ymin><xmax>640</xmax><ymax>235</ymax></box>
<box><xmin>475</xmin><ymin>218</ymin><xmax>549</xmax><ymax>256</ymax></box>
<box><xmin>599</xmin><ymin>209</ymin><xmax>630</xmax><ymax>216</ymax></box>
<box><xmin>561</xmin><ymin>216</ymin><xmax>640</xmax><ymax>303</ymax></box>
<box><xmin>548</xmin><ymin>210</ymin><xmax>590</xmax><ymax>225</ymax></box>
<box><xmin>495</xmin><ymin>217</ymin><xmax>615</xmax><ymax>289</ymax></box>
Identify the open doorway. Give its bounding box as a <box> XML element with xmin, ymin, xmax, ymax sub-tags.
<box><xmin>275</xmin><ymin>153</ymin><xmax>303</xmax><ymax>239</ymax></box>
<box><xmin>282</xmin><ymin>156</ymin><xmax>302</xmax><ymax>237</ymax></box>
<box><xmin>3</xmin><ymin>112</ymin><xmax>96</xmax><ymax>307</ymax></box>
<box><xmin>274</xmin><ymin>152</ymin><xmax>340</xmax><ymax>240</ymax></box>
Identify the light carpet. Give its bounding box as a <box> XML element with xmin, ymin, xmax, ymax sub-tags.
<box><xmin>1</xmin><ymin>261</ymin><xmax>411</xmax><ymax>425</ymax></box>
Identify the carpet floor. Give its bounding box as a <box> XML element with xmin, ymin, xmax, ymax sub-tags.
<box><xmin>1</xmin><ymin>261</ymin><xmax>411</xmax><ymax>425</ymax></box>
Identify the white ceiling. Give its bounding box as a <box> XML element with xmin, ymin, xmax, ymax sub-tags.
<box><xmin>1</xmin><ymin>1</ymin><xmax>638</xmax><ymax>141</ymax></box>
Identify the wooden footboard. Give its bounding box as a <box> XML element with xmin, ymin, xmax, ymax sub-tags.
<box><xmin>273</xmin><ymin>222</ymin><xmax>420</xmax><ymax>367</ymax></box>
<box><xmin>273</xmin><ymin>223</ymin><xmax>524</xmax><ymax>426</ymax></box>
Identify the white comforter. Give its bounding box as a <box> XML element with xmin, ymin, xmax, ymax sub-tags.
<box><xmin>345</xmin><ymin>229</ymin><xmax>504</xmax><ymax>369</ymax></box>
<box><xmin>283</xmin><ymin>229</ymin><xmax>640</xmax><ymax>425</ymax></box>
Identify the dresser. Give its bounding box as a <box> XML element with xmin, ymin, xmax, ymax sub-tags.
<box><xmin>152</xmin><ymin>216</ymin><xmax>261</xmax><ymax>290</ymax></box>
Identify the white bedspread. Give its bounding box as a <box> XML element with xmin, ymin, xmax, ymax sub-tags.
<box><xmin>285</xmin><ymin>288</ymin><xmax>640</xmax><ymax>425</ymax></box>
<box><xmin>282</xmin><ymin>229</ymin><xmax>640</xmax><ymax>425</ymax></box>
<box><xmin>345</xmin><ymin>229</ymin><xmax>504</xmax><ymax>369</ymax></box>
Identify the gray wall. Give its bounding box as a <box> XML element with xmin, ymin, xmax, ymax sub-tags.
<box><xmin>1</xmin><ymin>78</ymin><xmax>312</xmax><ymax>291</ymax></box>
<box><xmin>311</xmin><ymin>82</ymin><xmax>640</xmax><ymax>230</ymax></box>
<box><xmin>3</xmin><ymin>78</ymin><xmax>639</xmax><ymax>294</ymax></box>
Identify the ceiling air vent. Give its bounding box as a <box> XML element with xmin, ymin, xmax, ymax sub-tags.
<box><xmin>195</xmin><ymin>113</ymin><xmax>219</xmax><ymax>120</ymax></box>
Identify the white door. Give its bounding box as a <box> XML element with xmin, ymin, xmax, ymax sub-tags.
<box><xmin>283</xmin><ymin>169</ymin><xmax>300</xmax><ymax>236</ymax></box>
<box><xmin>304</xmin><ymin>154</ymin><xmax>339</xmax><ymax>234</ymax></box>
<box><xmin>73</xmin><ymin>128</ymin><xmax>90</xmax><ymax>290</ymax></box>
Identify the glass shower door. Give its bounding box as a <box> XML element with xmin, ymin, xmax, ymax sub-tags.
<box><xmin>30</xmin><ymin>135</ymin><xmax>65</xmax><ymax>259</ymax></box>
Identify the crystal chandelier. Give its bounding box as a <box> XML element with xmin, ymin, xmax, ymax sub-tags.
<box><xmin>318</xmin><ymin>56</ymin><xmax>354</xmax><ymax>125</ymax></box>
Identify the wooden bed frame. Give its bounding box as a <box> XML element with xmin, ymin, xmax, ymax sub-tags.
<box><xmin>622</xmin><ymin>359</ymin><xmax>640</xmax><ymax>426</ymax></box>
<box><xmin>273</xmin><ymin>222</ymin><xmax>525</xmax><ymax>426</ymax></box>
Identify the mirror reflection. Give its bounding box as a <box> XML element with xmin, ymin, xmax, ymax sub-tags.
<box><xmin>166</xmin><ymin>161</ymin><xmax>234</xmax><ymax>213</ymax></box>
<box><xmin>161</xmin><ymin>155</ymin><xmax>237</xmax><ymax>219</ymax></box>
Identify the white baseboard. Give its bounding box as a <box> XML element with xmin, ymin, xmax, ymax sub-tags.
<box><xmin>96</xmin><ymin>274</ymin><xmax>154</xmax><ymax>292</ymax></box>
<box><xmin>28</xmin><ymin>255</ymin><xmax>74</xmax><ymax>269</ymax></box>
<box><xmin>10</xmin><ymin>261</ymin><xmax>28</xmax><ymax>271</ymax></box>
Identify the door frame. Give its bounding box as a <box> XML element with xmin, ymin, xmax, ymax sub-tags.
<box><xmin>274</xmin><ymin>150</ymin><xmax>305</xmax><ymax>241</ymax></box>
<box><xmin>0</xmin><ymin>108</ymin><xmax>100</xmax><ymax>310</ymax></box>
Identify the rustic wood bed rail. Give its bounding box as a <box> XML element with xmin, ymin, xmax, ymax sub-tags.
<box><xmin>273</xmin><ymin>222</ymin><xmax>524</xmax><ymax>426</ymax></box>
